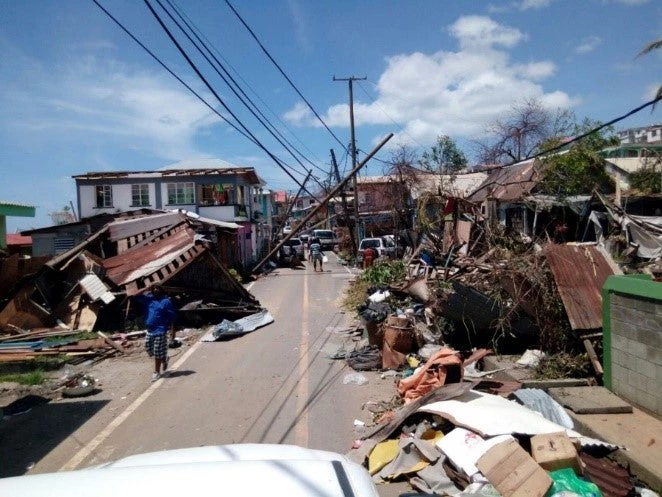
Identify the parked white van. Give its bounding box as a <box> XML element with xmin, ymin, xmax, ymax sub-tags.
<box><xmin>313</xmin><ymin>229</ymin><xmax>336</xmax><ymax>250</ymax></box>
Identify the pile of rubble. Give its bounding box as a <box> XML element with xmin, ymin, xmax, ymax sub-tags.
<box><xmin>0</xmin><ymin>210</ymin><xmax>264</xmax><ymax>366</ymax></box>
<box><xmin>348</xmin><ymin>379</ymin><xmax>634</xmax><ymax>497</ymax></box>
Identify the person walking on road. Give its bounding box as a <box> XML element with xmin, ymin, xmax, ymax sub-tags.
<box><xmin>134</xmin><ymin>284</ymin><xmax>177</xmax><ymax>381</ymax></box>
<box><xmin>309</xmin><ymin>237</ymin><xmax>324</xmax><ymax>272</ymax></box>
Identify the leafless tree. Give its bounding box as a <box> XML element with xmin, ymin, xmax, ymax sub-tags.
<box><xmin>474</xmin><ymin>99</ymin><xmax>574</xmax><ymax>165</ymax></box>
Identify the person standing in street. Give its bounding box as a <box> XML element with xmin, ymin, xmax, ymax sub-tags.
<box><xmin>309</xmin><ymin>237</ymin><xmax>324</xmax><ymax>272</ymax></box>
<box><xmin>134</xmin><ymin>284</ymin><xmax>177</xmax><ymax>381</ymax></box>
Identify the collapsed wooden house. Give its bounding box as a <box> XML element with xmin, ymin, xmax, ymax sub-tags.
<box><xmin>0</xmin><ymin>211</ymin><xmax>262</xmax><ymax>333</ymax></box>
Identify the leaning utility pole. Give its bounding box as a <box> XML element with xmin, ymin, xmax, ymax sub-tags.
<box><xmin>331</xmin><ymin>149</ymin><xmax>357</xmax><ymax>255</ymax></box>
<box><xmin>274</xmin><ymin>169</ymin><xmax>312</xmax><ymax>241</ymax></box>
<box><xmin>252</xmin><ymin>133</ymin><xmax>393</xmax><ymax>273</ymax></box>
<box><xmin>334</xmin><ymin>75</ymin><xmax>366</xmax><ymax>246</ymax></box>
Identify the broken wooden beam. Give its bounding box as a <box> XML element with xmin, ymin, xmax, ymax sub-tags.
<box><xmin>97</xmin><ymin>331</ymin><xmax>126</xmax><ymax>354</ymax></box>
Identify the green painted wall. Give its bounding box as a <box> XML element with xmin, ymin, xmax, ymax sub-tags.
<box><xmin>602</xmin><ymin>274</ymin><xmax>662</xmax><ymax>414</ymax></box>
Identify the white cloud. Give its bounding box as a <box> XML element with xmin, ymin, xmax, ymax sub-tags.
<box><xmin>575</xmin><ymin>36</ymin><xmax>602</xmax><ymax>54</ymax></box>
<box><xmin>449</xmin><ymin>16</ymin><xmax>525</xmax><ymax>50</ymax></box>
<box><xmin>614</xmin><ymin>0</ymin><xmax>649</xmax><ymax>4</ymax></box>
<box><xmin>0</xmin><ymin>49</ymin><xmax>220</xmax><ymax>160</ymax></box>
<box><xmin>287</xmin><ymin>0</ymin><xmax>312</xmax><ymax>53</ymax></box>
<box><xmin>284</xmin><ymin>16</ymin><xmax>575</xmax><ymax>146</ymax></box>
<box><xmin>283</xmin><ymin>101</ymin><xmax>313</xmax><ymax>126</ymax></box>
<box><xmin>519</xmin><ymin>0</ymin><xmax>553</xmax><ymax>9</ymax></box>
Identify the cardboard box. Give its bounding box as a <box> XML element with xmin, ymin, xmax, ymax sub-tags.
<box><xmin>476</xmin><ymin>438</ymin><xmax>552</xmax><ymax>497</ymax></box>
<box><xmin>531</xmin><ymin>432</ymin><xmax>584</xmax><ymax>475</ymax></box>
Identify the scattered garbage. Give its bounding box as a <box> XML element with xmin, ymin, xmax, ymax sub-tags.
<box><xmin>343</xmin><ymin>373</ymin><xmax>369</xmax><ymax>385</ymax></box>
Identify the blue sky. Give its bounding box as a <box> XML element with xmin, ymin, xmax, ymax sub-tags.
<box><xmin>1</xmin><ymin>0</ymin><xmax>660</xmax><ymax>232</ymax></box>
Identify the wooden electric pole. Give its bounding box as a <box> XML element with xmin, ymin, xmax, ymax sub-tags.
<box><xmin>252</xmin><ymin>133</ymin><xmax>393</xmax><ymax>273</ymax></box>
<box><xmin>331</xmin><ymin>149</ymin><xmax>357</xmax><ymax>255</ymax></box>
<box><xmin>334</xmin><ymin>75</ymin><xmax>366</xmax><ymax>246</ymax></box>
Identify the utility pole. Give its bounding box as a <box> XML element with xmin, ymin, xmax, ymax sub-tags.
<box><xmin>334</xmin><ymin>75</ymin><xmax>366</xmax><ymax>246</ymax></box>
<box><xmin>331</xmin><ymin>149</ymin><xmax>357</xmax><ymax>255</ymax></box>
<box><xmin>252</xmin><ymin>133</ymin><xmax>393</xmax><ymax>273</ymax></box>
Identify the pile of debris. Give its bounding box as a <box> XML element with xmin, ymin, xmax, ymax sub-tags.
<box><xmin>0</xmin><ymin>210</ymin><xmax>264</xmax><ymax>367</ymax></box>
<box><xmin>0</xmin><ymin>327</ymin><xmax>146</xmax><ymax>365</ymax></box>
<box><xmin>349</xmin><ymin>380</ymin><xmax>634</xmax><ymax>497</ymax></box>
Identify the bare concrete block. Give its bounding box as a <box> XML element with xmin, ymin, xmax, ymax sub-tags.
<box><xmin>548</xmin><ymin>386</ymin><xmax>633</xmax><ymax>414</ymax></box>
<box><xmin>645</xmin><ymin>345</ymin><xmax>662</xmax><ymax>366</ymax></box>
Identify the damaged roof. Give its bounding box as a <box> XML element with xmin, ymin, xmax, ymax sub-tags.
<box><xmin>544</xmin><ymin>244</ymin><xmax>621</xmax><ymax>331</ymax></box>
<box><xmin>468</xmin><ymin>159</ymin><xmax>540</xmax><ymax>203</ymax></box>
<box><xmin>103</xmin><ymin>226</ymin><xmax>204</xmax><ymax>293</ymax></box>
<box><xmin>72</xmin><ymin>167</ymin><xmax>262</xmax><ymax>185</ymax></box>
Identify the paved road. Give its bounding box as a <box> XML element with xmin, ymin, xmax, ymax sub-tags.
<box><xmin>29</xmin><ymin>254</ymin><xmax>396</xmax><ymax>472</ymax></box>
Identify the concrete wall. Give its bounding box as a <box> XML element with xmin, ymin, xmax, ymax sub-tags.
<box><xmin>603</xmin><ymin>275</ymin><xmax>662</xmax><ymax>415</ymax></box>
<box><xmin>79</xmin><ymin>183</ymin><xmax>156</xmax><ymax>218</ymax></box>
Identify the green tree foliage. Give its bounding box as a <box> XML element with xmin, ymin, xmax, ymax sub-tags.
<box><xmin>419</xmin><ymin>135</ymin><xmax>467</xmax><ymax>175</ymax></box>
<box><xmin>537</xmin><ymin>119</ymin><xmax>618</xmax><ymax>197</ymax></box>
<box><xmin>630</xmin><ymin>167</ymin><xmax>662</xmax><ymax>194</ymax></box>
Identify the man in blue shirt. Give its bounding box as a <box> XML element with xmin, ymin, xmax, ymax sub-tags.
<box><xmin>135</xmin><ymin>284</ymin><xmax>177</xmax><ymax>381</ymax></box>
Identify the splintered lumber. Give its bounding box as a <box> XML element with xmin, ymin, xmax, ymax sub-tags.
<box><xmin>97</xmin><ymin>331</ymin><xmax>126</xmax><ymax>354</ymax></box>
<box><xmin>583</xmin><ymin>337</ymin><xmax>603</xmax><ymax>376</ymax></box>
<box><xmin>0</xmin><ymin>329</ymin><xmax>85</xmax><ymax>343</ymax></box>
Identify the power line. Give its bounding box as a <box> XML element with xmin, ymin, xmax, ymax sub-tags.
<box><xmin>223</xmin><ymin>0</ymin><xmax>349</xmax><ymax>154</ymax></box>
<box><xmin>167</xmin><ymin>0</ymin><xmax>326</xmax><ymax>168</ymax></box>
<box><xmin>158</xmin><ymin>0</ymin><xmax>327</xmax><ymax>185</ymax></box>
<box><xmin>142</xmin><ymin>0</ymin><xmax>318</xmax><ymax>198</ymax></box>
<box><xmin>93</xmin><ymin>0</ymin><xmax>315</xmax><ymax>195</ymax></box>
<box><xmin>91</xmin><ymin>0</ymin><xmax>261</xmax><ymax>150</ymax></box>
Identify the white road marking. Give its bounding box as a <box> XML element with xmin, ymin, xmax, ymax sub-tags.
<box><xmin>60</xmin><ymin>340</ymin><xmax>202</xmax><ymax>471</ymax></box>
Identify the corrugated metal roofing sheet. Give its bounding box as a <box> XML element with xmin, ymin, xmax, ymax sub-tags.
<box><xmin>103</xmin><ymin>227</ymin><xmax>202</xmax><ymax>287</ymax></box>
<box><xmin>108</xmin><ymin>212</ymin><xmax>184</xmax><ymax>241</ymax></box>
<box><xmin>511</xmin><ymin>388</ymin><xmax>574</xmax><ymax>429</ymax></box>
<box><xmin>79</xmin><ymin>274</ymin><xmax>116</xmax><ymax>304</ymax></box>
<box><xmin>544</xmin><ymin>244</ymin><xmax>618</xmax><ymax>330</ymax></box>
<box><xmin>468</xmin><ymin>159</ymin><xmax>539</xmax><ymax>203</ymax></box>
<box><xmin>580</xmin><ymin>453</ymin><xmax>633</xmax><ymax>497</ymax></box>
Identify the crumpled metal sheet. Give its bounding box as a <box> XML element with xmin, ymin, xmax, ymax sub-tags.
<box><xmin>201</xmin><ymin>310</ymin><xmax>274</xmax><ymax>341</ymax></box>
<box><xmin>510</xmin><ymin>388</ymin><xmax>574</xmax><ymax>430</ymax></box>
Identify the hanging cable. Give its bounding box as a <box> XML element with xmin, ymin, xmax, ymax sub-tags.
<box><xmin>167</xmin><ymin>0</ymin><xmax>326</xmax><ymax>169</ymax></box>
<box><xmin>142</xmin><ymin>0</ymin><xmax>318</xmax><ymax>198</ymax></box>
<box><xmin>223</xmin><ymin>0</ymin><xmax>349</xmax><ymax>155</ymax></box>
<box><xmin>156</xmin><ymin>0</ymin><xmax>319</xmax><ymax>182</ymax></box>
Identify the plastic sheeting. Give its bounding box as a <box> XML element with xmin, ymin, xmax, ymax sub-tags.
<box><xmin>201</xmin><ymin>310</ymin><xmax>274</xmax><ymax>341</ymax></box>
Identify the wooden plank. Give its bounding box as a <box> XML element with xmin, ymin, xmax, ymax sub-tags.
<box><xmin>583</xmin><ymin>338</ymin><xmax>603</xmax><ymax>376</ymax></box>
<box><xmin>97</xmin><ymin>331</ymin><xmax>125</xmax><ymax>354</ymax></box>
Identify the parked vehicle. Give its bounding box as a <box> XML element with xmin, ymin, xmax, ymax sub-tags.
<box><xmin>281</xmin><ymin>237</ymin><xmax>304</xmax><ymax>257</ymax></box>
<box><xmin>0</xmin><ymin>444</ymin><xmax>380</xmax><ymax>497</ymax></box>
<box><xmin>313</xmin><ymin>229</ymin><xmax>336</xmax><ymax>250</ymax></box>
<box><xmin>357</xmin><ymin>237</ymin><xmax>394</xmax><ymax>262</ymax></box>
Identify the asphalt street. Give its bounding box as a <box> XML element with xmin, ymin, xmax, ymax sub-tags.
<box><xmin>25</xmin><ymin>253</ymin><xmax>398</xmax><ymax>473</ymax></box>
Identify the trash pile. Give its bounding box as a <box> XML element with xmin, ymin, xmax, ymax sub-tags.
<box><xmin>348</xmin><ymin>381</ymin><xmax>637</xmax><ymax>497</ymax></box>
<box><xmin>0</xmin><ymin>210</ymin><xmax>264</xmax><ymax>366</ymax></box>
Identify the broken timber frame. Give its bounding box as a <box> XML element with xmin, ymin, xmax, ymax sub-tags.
<box><xmin>252</xmin><ymin>133</ymin><xmax>394</xmax><ymax>273</ymax></box>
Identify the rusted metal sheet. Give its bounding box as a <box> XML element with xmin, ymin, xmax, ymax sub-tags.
<box><xmin>103</xmin><ymin>227</ymin><xmax>206</xmax><ymax>294</ymax></box>
<box><xmin>544</xmin><ymin>244</ymin><xmax>617</xmax><ymax>330</ymax></box>
<box><xmin>108</xmin><ymin>212</ymin><xmax>184</xmax><ymax>241</ymax></box>
<box><xmin>468</xmin><ymin>160</ymin><xmax>539</xmax><ymax>203</ymax></box>
<box><xmin>579</xmin><ymin>453</ymin><xmax>633</xmax><ymax>497</ymax></box>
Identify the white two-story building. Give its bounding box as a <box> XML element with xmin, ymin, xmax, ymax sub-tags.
<box><xmin>72</xmin><ymin>166</ymin><xmax>269</xmax><ymax>266</ymax></box>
